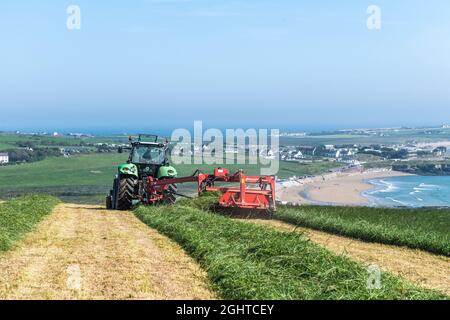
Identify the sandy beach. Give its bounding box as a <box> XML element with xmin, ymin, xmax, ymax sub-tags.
<box><xmin>277</xmin><ymin>168</ymin><xmax>412</xmax><ymax>206</ymax></box>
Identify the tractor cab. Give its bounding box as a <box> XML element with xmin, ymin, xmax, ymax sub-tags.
<box><xmin>117</xmin><ymin>134</ymin><xmax>176</xmax><ymax>179</ymax></box>
<box><xmin>130</xmin><ymin>143</ymin><xmax>166</xmax><ymax>165</ymax></box>
<box><xmin>128</xmin><ymin>142</ymin><xmax>169</xmax><ymax>178</ymax></box>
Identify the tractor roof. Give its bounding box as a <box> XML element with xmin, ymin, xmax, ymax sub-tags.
<box><xmin>128</xmin><ymin>134</ymin><xmax>168</xmax><ymax>145</ymax></box>
<box><xmin>132</xmin><ymin>141</ymin><xmax>166</xmax><ymax>147</ymax></box>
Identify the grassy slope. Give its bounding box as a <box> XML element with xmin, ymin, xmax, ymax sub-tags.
<box><xmin>276</xmin><ymin>205</ymin><xmax>450</xmax><ymax>256</ymax></box>
<box><xmin>0</xmin><ymin>195</ymin><xmax>60</xmax><ymax>252</ymax></box>
<box><xmin>0</xmin><ymin>154</ymin><xmax>127</xmax><ymax>188</ymax></box>
<box><xmin>0</xmin><ymin>154</ymin><xmax>128</xmax><ymax>203</ymax></box>
<box><xmin>135</xmin><ymin>197</ymin><xmax>445</xmax><ymax>300</ymax></box>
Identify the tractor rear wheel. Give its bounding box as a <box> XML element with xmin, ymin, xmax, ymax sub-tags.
<box><xmin>117</xmin><ymin>176</ymin><xmax>137</xmax><ymax>210</ymax></box>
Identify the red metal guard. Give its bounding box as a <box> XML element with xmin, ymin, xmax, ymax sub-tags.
<box><xmin>145</xmin><ymin>168</ymin><xmax>276</xmax><ymax>211</ymax></box>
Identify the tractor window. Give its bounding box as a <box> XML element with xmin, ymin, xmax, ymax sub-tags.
<box><xmin>131</xmin><ymin>146</ymin><xmax>165</xmax><ymax>164</ymax></box>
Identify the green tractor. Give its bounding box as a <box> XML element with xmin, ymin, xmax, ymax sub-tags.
<box><xmin>106</xmin><ymin>134</ymin><xmax>178</xmax><ymax>210</ymax></box>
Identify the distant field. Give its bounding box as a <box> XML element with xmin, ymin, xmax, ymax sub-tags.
<box><xmin>276</xmin><ymin>205</ymin><xmax>450</xmax><ymax>256</ymax></box>
<box><xmin>280</xmin><ymin>128</ymin><xmax>450</xmax><ymax>146</ymax></box>
<box><xmin>0</xmin><ymin>154</ymin><xmax>128</xmax><ymax>203</ymax></box>
<box><xmin>0</xmin><ymin>133</ymin><xmax>129</xmax><ymax>149</ymax></box>
<box><xmin>0</xmin><ymin>153</ymin><xmax>340</xmax><ymax>203</ymax></box>
<box><xmin>0</xmin><ymin>143</ymin><xmax>15</xmax><ymax>151</ymax></box>
<box><xmin>175</xmin><ymin>158</ymin><xmax>339</xmax><ymax>178</ymax></box>
<box><xmin>0</xmin><ymin>133</ymin><xmax>82</xmax><ymax>147</ymax></box>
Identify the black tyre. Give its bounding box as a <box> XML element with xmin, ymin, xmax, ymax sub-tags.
<box><xmin>105</xmin><ymin>194</ymin><xmax>113</xmax><ymax>210</ymax></box>
<box><xmin>117</xmin><ymin>176</ymin><xmax>138</xmax><ymax>210</ymax></box>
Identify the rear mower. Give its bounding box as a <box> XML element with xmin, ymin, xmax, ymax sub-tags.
<box><xmin>106</xmin><ymin>134</ymin><xmax>276</xmax><ymax>213</ymax></box>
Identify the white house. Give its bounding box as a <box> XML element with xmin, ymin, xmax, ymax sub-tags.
<box><xmin>0</xmin><ymin>153</ymin><xmax>9</xmax><ymax>164</ymax></box>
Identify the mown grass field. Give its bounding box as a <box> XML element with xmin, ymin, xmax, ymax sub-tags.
<box><xmin>0</xmin><ymin>153</ymin><xmax>339</xmax><ymax>203</ymax></box>
<box><xmin>135</xmin><ymin>195</ymin><xmax>446</xmax><ymax>300</ymax></box>
<box><xmin>0</xmin><ymin>195</ymin><xmax>60</xmax><ymax>252</ymax></box>
<box><xmin>276</xmin><ymin>205</ymin><xmax>450</xmax><ymax>256</ymax></box>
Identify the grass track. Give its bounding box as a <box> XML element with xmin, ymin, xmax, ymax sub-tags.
<box><xmin>276</xmin><ymin>205</ymin><xmax>450</xmax><ymax>256</ymax></box>
<box><xmin>0</xmin><ymin>195</ymin><xmax>60</xmax><ymax>252</ymax></box>
<box><xmin>0</xmin><ymin>203</ymin><xmax>215</xmax><ymax>299</ymax></box>
<box><xmin>135</xmin><ymin>196</ymin><xmax>446</xmax><ymax>300</ymax></box>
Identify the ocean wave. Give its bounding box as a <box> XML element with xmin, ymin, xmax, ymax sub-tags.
<box><xmin>376</xmin><ymin>180</ymin><xmax>398</xmax><ymax>193</ymax></box>
<box><xmin>386</xmin><ymin>197</ymin><xmax>409</xmax><ymax>206</ymax></box>
<box><xmin>413</xmin><ymin>183</ymin><xmax>439</xmax><ymax>193</ymax></box>
<box><xmin>419</xmin><ymin>183</ymin><xmax>439</xmax><ymax>188</ymax></box>
<box><xmin>367</xmin><ymin>176</ymin><xmax>450</xmax><ymax>208</ymax></box>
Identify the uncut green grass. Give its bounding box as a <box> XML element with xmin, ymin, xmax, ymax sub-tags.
<box><xmin>0</xmin><ymin>195</ymin><xmax>60</xmax><ymax>252</ymax></box>
<box><xmin>135</xmin><ymin>196</ymin><xmax>445</xmax><ymax>300</ymax></box>
<box><xmin>276</xmin><ymin>205</ymin><xmax>450</xmax><ymax>256</ymax></box>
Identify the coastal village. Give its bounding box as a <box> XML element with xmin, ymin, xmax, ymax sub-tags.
<box><xmin>1</xmin><ymin>126</ymin><xmax>449</xmax><ymax>168</ymax></box>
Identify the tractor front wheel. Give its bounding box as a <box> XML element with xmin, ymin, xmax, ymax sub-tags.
<box><xmin>106</xmin><ymin>194</ymin><xmax>113</xmax><ymax>209</ymax></box>
<box><xmin>117</xmin><ymin>176</ymin><xmax>137</xmax><ymax>210</ymax></box>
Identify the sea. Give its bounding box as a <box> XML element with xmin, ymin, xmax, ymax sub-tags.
<box><xmin>364</xmin><ymin>176</ymin><xmax>450</xmax><ymax>208</ymax></box>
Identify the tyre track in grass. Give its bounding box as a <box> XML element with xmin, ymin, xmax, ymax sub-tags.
<box><xmin>245</xmin><ymin>219</ymin><xmax>450</xmax><ymax>295</ymax></box>
<box><xmin>0</xmin><ymin>203</ymin><xmax>215</xmax><ymax>299</ymax></box>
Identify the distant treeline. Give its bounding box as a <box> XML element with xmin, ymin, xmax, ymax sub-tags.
<box><xmin>2</xmin><ymin>140</ymin><xmax>115</xmax><ymax>165</ymax></box>
<box><xmin>16</xmin><ymin>140</ymin><xmax>87</xmax><ymax>148</ymax></box>
<box><xmin>359</xmin><ymin>146</ymin><xmax>409</xmax><ymax>159</ymax></box>
<box><xmin>4</xmin><ymin>147</ymin><xmax>62</xmax><ymax>163</ymax></box>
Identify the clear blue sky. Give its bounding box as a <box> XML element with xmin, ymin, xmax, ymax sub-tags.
<box><xmin>1</xmin><ymin>1</ymin><xmax>449</xmax><ymax>133</ymax></box>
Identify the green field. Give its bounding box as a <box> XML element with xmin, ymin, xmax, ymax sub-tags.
<box><xmin>0</xmin><ymin>153</ymin><xmax>340</xmax><ymax>203</ymax></box>
<box><xmin>0</xmin><ymin>133</ymin><xmax>84</xmax><ymax>147</ymax></box>
<box><xmin>0</xmin><ymin>142</ymin><xmax>15</xmax><ymax>151</ymax></box>
<box><xmin>276</xmin><ymin>205</ymin><xmax>450</xmax><ymax>256</ymax></box>
<box><xmin>280</xmin><ymin>127</ymin><xmax>450</xmax><ymax>146</ymax></box>
<box><xmin>0</xmin><ymin>195</ymin><xmax>60</xmax><ymax>252</ymax></box>
<box><xmin>135</xmin><ymin>195</ymin><xmax>445</xmax><ymax>300</ymax></box>
<box><xmin>0</xmin><ymin>132</ymin><xmax>129</xmax><ymax>148</ymax></box>
<box><xmin>0</xmin><ymin>154</ymin><xmax>128</xmax><ymax>203</ymax></box>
